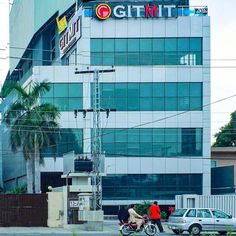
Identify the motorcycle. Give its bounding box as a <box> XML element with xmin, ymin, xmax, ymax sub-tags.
<box><xmin>119</xmin><ymin>216</ymin><xmax>157</xmax><ymax>236</ymax></box>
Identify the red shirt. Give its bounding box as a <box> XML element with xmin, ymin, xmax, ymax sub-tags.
<box><xmin>150</xmin><ymin>204</ymin><xmax>161</xmax><ymax>219</ymax></box>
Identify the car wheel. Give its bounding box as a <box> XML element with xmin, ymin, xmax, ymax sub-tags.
<box><xmin>172</xmin><ymin>229</ymin><xmax>184</xmax><ymax>235</ymax></box>
<box><xmin>218</xmin><ymin>231</ymin><xmax>227</xmax><ymax>235</ymax></box>
<box><xmin>189</xmin><ymin>224</ymin><xmax>202</xmax><ymax>235</ymax></box>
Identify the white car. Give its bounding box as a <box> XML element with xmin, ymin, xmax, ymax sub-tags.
<box><xmin>168</xmin><ymin>208</ymin><xmax>236</xmax><ymax>235</ymax></box>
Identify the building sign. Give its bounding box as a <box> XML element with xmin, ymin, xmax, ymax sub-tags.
<box><xmin>56</xmin><ymin>16</ymin><xmax>67</xmax><ymax>34</ymax></box>
<box><xmin>84</xmin><ymin>1</ymin><xmax>207</xmax><ymax>19</ymax></box>
<box><xmin>59</xmin><ymin>10</ymin><xmax>82</xmax><ymax>58</ymax></box>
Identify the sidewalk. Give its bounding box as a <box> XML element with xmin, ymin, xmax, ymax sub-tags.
<box><xmin>0</xmin><ymin>221</ymin><xmax>172</xmax><ymax>235</ymax></box>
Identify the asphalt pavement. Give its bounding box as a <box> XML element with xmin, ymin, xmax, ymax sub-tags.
<box><xmin>0</xmin><ymin>220</ymin><xmax>173</xmax><ymax>236</ymax></box>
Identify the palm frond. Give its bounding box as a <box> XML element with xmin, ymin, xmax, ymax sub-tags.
<box><xmin>1</xmin><ymin>81</ymin><xmax>28</xmax><ymax>98</ymax></box>
<box><xmin>29</xmin><ymin>80</ymin><xmax>50</xmax><ymax>101</ymax></box>
<box><xmin>33</xmin><ymin>103</ymin><xmax>60</xmax><ymax>120</ymax></box>
<box><xmin>3</xmin><ymin>102</ymin><xmax>27</xmax><ymax>126</ymax></box>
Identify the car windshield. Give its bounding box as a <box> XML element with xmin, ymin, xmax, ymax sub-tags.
<box><xmin>171</xmin><ymin>209</ymin><xmax>187</xmax><ymax>217</ymax></box>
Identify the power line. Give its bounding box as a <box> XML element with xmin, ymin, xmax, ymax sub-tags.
<box><xmin>1</xmin><ymin>92</ymin><xmax>235</xmax><ymax>151</ymax></box>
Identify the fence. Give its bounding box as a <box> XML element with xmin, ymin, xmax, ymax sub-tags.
<box><xmin>176</xmin><ymin>194</ymin><xmax>236</xmax><ymax>217</ymax></box>
<box><xmin>0</xmin><ymin>194</ymin><xmax>48</xmax><ymax>226</ymax></box>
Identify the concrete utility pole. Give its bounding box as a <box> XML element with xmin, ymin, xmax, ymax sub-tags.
<box><xmin>75</xmin><ymin>68</ymin><xmax>115</xmax><ymax>210</ymax></box>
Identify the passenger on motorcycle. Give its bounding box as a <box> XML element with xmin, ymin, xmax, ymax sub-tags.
<box><xmin>128</xmin><ymin>204</ymin><xmax>143</xmax><ymax>232</ymax></box>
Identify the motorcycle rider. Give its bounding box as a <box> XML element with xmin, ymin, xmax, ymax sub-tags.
<box><xmin>128</xmin><ymin>204</ymin><xmax>143</xmax><ymax>232</ymax></box>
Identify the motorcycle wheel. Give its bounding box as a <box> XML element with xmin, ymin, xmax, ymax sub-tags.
<box><xmin>144</xmin><ymin>224</ymin><xmax>157</xmax><ymax>236</ymax></box>
<box><xmin>120</xmin><ymin>225</ymin><xmax>131</xmax><ymax>236</ymax></box>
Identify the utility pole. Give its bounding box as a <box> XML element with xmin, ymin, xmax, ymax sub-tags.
<box><xmin>75</xmin><ymin>68</ymin><xmax>115</xmax><ymax>210</ymax></box>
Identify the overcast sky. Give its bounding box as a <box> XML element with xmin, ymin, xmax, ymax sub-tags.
<box><xmin>0</xmin><ymin>0</ymin><xmax>236</xmax><ymax>142</ymax></box>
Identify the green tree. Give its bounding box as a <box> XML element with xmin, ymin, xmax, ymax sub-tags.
<box><xmin>213</xmin><ymin>111</ymin><xmax>236</xmax><ymax>147</ymax></box>
<box><xmin>2</xmin><ymin>80</ymin><xmax>60</xmax><ymax>193</ymax></box>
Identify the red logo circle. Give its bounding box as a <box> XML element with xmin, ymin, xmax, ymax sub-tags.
<box><xmin>96</xmin><ymin>3</ymin><xmax>111</xmax><ymax>20</ymax></box>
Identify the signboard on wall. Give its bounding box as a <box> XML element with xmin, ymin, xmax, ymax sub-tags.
<box><xmin>59</xmin><ymin>9</ymin><xmax>82</xmax><ymax>58</ymax></box>
<box><xmin>83</xmin><ymin>1</ymin><xmax>207</xmax><ymax>20</ymax></box>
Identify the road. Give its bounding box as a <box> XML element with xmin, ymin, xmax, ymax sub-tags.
<box><xmin>0</xmin><ymin>221</ymin><xmax>178</xmax><ymax>236</ymax></box>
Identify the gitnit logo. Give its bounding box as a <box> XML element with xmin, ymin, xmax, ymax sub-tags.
<box><xmin>96</xmin><ymin>3</ymin><xmax>111</xmax><ymax>20</ymax></box>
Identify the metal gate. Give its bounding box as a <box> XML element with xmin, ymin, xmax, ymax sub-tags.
<box><xmin>0</xmin><ymin>194</ymin><xmax>48</xmax><ymax>226</ymax></box>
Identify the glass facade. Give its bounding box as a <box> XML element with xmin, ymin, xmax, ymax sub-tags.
<box><xmin>40</xmin><ymin>83</ymin><xmax>83</xmax><ymax>111</ymax></box>
<box><xmin>100</xmin><ymin>128</ymin><xmax>202</xmax><ymax>157</ymax></box>
<box><xmin>91</xmin><ymin>38</ymin><xmax>202</xmax><ymax>66</ymax></box>
<box><xmin>103</xmin><ymin>174</ymin><xmax>202</xmax><ymax>200</ymax></box>
<box><xmin>42</xmin><ymin>128</ymin><xmax>83</xmax><ymax>157</ymax></box>
<box><xmin>92</xmin><ymin>82</ymin><xmax>202</xmax><ymax>111</ymax></box>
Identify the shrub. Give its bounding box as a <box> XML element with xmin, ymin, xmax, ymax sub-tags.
<box><xmin>135</xmin><ymin>201</ymin><xmax>152</xmax><ymax>215</ymax></box>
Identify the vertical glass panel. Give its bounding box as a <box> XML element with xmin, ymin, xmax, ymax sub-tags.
<box><xmin>91</xmin><ymin>52</ymin><xmax>102</xmax><ymax>65</ymax></box>
<box><xmin>115</xmin><ymin>97</ymin><xmax>127</xmax><ymax>111</ymax></box>
<box><xmin>153</xmin><ymin>143</ymin><xmax>165</xmax><ymax>156</ymax></box>
<box><xmin>103</xmin><ymin>52</ymin><xmax>114</xmax><ymax>65</ymax></box>
<box><xmin>153</xmin><ymin>52</ymin><xmax>164</xmax><ymax>65</ymax></box>
<box><xmin>165</xmin><ymin>52</ymin><xmax>178</xmax><ymax>65</ymax></box>
<box><xmin>128</xmin><ymin>97</ymin><xmax>140</xmax><ymax>111</ymax></box>
<box><xmin>178</xmin><ymin>83</ymin><xmax>190</xmax><ymax>96</ymax></box>
<box><xmin>128</xmin><ymin>142</ymin><xmax>140</xmax><ymax>156</ymax></box>
<box><xmin>69</xmin><ymin>83</ymin><xmax>82</xmax><ymax>97</ymax></box>
<box><xmin>128</xmin><ymin>129</ymin><xmax>139</xmax><ymax>142</ymax></box>
<box><xmin>190</xmin><ymin>83</ymin><xmax>202</xmax><ymax>96</ymax></box>
<box><xmin>165</xmin><ymin>129</ymin><xmax>178</xmax><ymax>142</ymax></box>
<box><xmin>165</xmin><ymin>83</ymin><xmax>177</xmax><ymax>97</ymax></box>
<box><xmin>114</xmin><ymin>53</ymin><xmax>127</xmax><ymax>65</ymax></box>
<box><xmin>115</xmin><ymin>39</ymin><xmax>127</xmax><ymax>52</ymax></box>
<box><xmin>140</xmin><ymin>129</ymin><xmax>152</xmax><ymax>142</ymax></box>
<box><xmin>190</xmin><ymin>38</ymin><xmax>202</xmax><ymax>51</ymax></box>
<box><xmin>69</xmin><ymin>98</ymin><xmax>83</xmax><ymax>110</ymax></box>
<box><xmin>153</xmin><ymin>83</ymin><xmax>164</xmax><ymax>97</ymax></box>
<box><xmin>54</xmin><ymin>98</ymin><xmax>68</xmax><ymax>111</ymax></box>
<box><xmin>102</xmin><ymin>83</ymin><xmax>114</xmax><ymax>97</ymax></box>
<box><xmin>153</xmin><ymin>97</ymin><xmax>164</xmax><ymax>111</ymax></box>
<box><xmin>153</xmin><ymin>38</ymin><xmax>164</xmax><ymax>51</ymax></box>
<box><xmin>165</xmin><ymin>38</ymin><xmax>177</xmax><ymax>51</ymax></box>
<box><xmin>54</xmin><ymin>83</ymin><xmax>68</xmax><ymax>97</ymax></box>
<box><xmin>127</xmin><ymin>52</ymin><xmax>140</xmax><ymax>65</ymax></box>
<box><xmin>115</xmin><ymin>129</ymin><xmax>127</xmax><ymax>142</ymax></box>
<box><xmin>178</xmin><ymin>38</ymin><xmax>190</xmax><ymax>51</ymax></box>
<box><xmin>165</xmin><ymin>142</ymin><xmax>178</xmax><ymax>156</ymax></box>
<box><xmin>165</xmin><ymin>97</ymin><xmax>177</xmax><ymax>110</ymax></box>
<box><xmin>140</xmin><ymin>52</ymin><xmax>153</xmax><ymax>65</ymax></box>
<box><xmin>103</xmin><ymin>39</ymin><xmax>114</xmax><ymax>52</ymax></box>
<box><xmin>140</xmin><ymin>39</ymin><xmax>152</xmax><ymax>51</ymax></box>
<box><xmin>102</xmin><ymin>129</ymin><xmax>115</xmax><ymax>143</ymax></box>
<box><xmin>140</xmin><ymin>98</ymin><xmax>152</xmax><ymax>111</ymax></box>
<box><xmin>190</xmin><ymin>97</ymin><xmax>202</xmax><ymax>110</ymax></box>
<box><xmin>115</xmin><ymin>83</ymin><xmax>127</xmax><ymax>97</ymax></box>
<box><xmin>178</xmin><ymin>97</ymin><xmax>190</xmax><ymax>110</ymax></box>
<box><xmin>91</xmin><ymin>39</ymin><xmax>102</xmax><ymax>52</ymax></box>
<box><xmin>140</xmin><ymin>83</ymin><xmax>153</xmax><ymax>97</ymax></box>
<box><xmin>128</xmin><ymin>83</ymin><xmax>140</xmax><ymax>97</ymax></box>
<box><xmin>128</xmin><ymin>39</ymin><xmax>139</xmax><ymax>52</ymax></box>
<box><xmin>153</xmin><ymin>129</ymin><xmax>165</xmax><ymax>142</ymax></box>
<box><xmin>40</xmin><ymin>97</ymin><xmax>53</xmax><ymax>105</ymax></box>
<box><xmin>116</xmin><ymin>143</ymin><xmax>127</xmax><ymax>155</ymax></box>
<box><xmin>140</xmin><ymin>143</ymin><xmax>153</xmax><ymax>156</ymax></box>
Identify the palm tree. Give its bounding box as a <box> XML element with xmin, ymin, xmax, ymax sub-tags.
<box><xmin>2</xmin><ymin>80</ymin><xmax>60</xmax><ymax>193</ymax></box>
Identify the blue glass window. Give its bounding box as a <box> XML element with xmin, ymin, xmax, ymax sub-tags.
<box><xmin>100</xmin><ymin>128</ymin><xmax>203</xmax><ymax>157</ymax></box>
<box><xmin>103</xmin><ymin>174</ymin><xmax>202</xmax><ymax>200</ymax></box>
<box><xmin>91</xmin><ymin>37</ymin><xmax>203</xmax><ymax>66</ymax></box>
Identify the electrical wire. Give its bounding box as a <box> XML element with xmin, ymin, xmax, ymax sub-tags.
<box><xmin>0</xmin><ymin>93</ymin><xmax>236</xmax><ymax>152</ymax></box>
